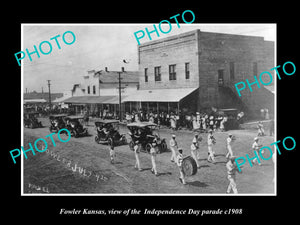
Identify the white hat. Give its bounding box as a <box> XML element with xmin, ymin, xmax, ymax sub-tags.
<box><xmin>228</xmin><ymin>133</ymin><xmax>232</xmax><ymax>136</ymax></box>
<box><xmin>172</xmin><ymin>134</ymin><xmax>176</xmax><ymax>138</ymax></box>
<box><xmin>254</xmin><ymin>137</ymin><xmax>259</xmax><ymax>141</ymax></box>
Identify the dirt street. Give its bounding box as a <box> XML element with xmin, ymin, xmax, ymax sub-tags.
<box><xmin>23</xmin><ymin>117</ymin><xmax>275</xmax><ymax>194</ymax></box>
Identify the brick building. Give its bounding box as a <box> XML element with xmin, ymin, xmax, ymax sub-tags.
<box><xmin>124</xmin><ymin>29</ymin><xmax>274</xmax><ymax>117</ymax></box>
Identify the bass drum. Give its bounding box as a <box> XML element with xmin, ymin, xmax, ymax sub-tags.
<box><xmin>182</xmin><ymin>156</ymin><xmax>197</xmax><ymax>176</ymax></box>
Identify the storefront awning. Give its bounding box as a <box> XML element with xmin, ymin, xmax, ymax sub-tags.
<box><xmin>122</xmin><ymin>88</ymin><xmax>198</xmax><ymax>102</ymax></box>
<box><xmin>24</xmin><ymin>99</ymin><xmax>47</xmax><ymax>103</ymax></box>
<box><xmin>64</xmin><ymin>96</ymin><xmax>115</xmax><ymax>104</ymax></box>
<box><xmin>102</xmin><ymin>96</ymin><xmax>127</xmax><ymax>104</ymax></box>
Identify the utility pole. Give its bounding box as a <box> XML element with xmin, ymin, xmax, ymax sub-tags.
<box><xmin>117</xmin><ymin>67</ymin><xmax>126</xmax><ymax>121</ymax></box>
<box><xmin>117</xmin><ymin>71</ymin><xmax>122</xmax><ymax>121</ymax></box>
<box><xmin>47</xmin><ymin>80</ymin><xmax>51</xmax><ymax>109</ymax></box>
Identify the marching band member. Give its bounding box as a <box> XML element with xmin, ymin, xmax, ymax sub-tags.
<box><xmin>226</xmin><ymin>156</ymin><xmax>242</xmax><ymax>194</ymax></box>
<box><xmin>109</xmin><ymin>145</ymin><xmax>116</xmax><ymax>164</ymax></box>
<box><xmin>169</xmin><ymin>134</ymin><xmax>178</xmax><ymax>163</ymax></box>
<box><xmin>257</xmin><ymin>121</ymin><xmax>265</xmax><ymax>136</ymax></box>
<box><xmin>225</xmin><ymin>133</ymin><xmax>235</xmax><ymax>159</ymax></box>
<box><xmin>207</xmin><ymin>130</ymin><xmax>216</xmax><ymax>163</ymax></box>
<box><xmin>176</xmin><ymin>148</ymin><xmax>186</xmax><ymax>185</ymax></box>
<box><xmin>192</xmin><ymin>133</ymin><xmax>202</xmax><ymax>160</ymax></box>
<box><xmin>150</xmin><ymin>141</ymin><xmax>158</xmax><ymax>176</ymax></box>
<box><xmin>252</xmin><ymin>137</ymin><xmax>262</xmax><ymax>166</ymax></box>
<box><xmin>191</xmin><ymin>141</ymin><xmax>200</xmax><ymax>168</ymax></box>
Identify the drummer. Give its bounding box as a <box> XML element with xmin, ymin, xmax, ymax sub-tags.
<box><xmin>192</xmin><ymin>133</ymin><xmax>202</xmax><ymax>160</ymax></box>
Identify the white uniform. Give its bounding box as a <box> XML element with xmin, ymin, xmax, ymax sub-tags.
<box><xmin>202</xmin><ymin>117</ymin><xmax>206</xmax><ymax>131</ymax></box>
<box><xmin>150</xmin><ymin>146</ymin><xmax>158</xmax><ymax>175</ymax></box>
<box><xmin>134</xmin><ymin>145</ymin><xmax>142</xmax><ymax>170</ymax></box>
<box><xmin>207</xmin><ymin>133</ymin><xmax>215</xmax><ymax>162</ymax></box>
<box><xmin>226</xmin><ymin>160</ymin><xmax>239</xmax><ymax>194</ymax></box>
<box><xmin>192</xmin><ymin>136</ymin><xmax>201</xmax><ymax>159</ymax></box>
<box><xmin>257</xmin><ymin>123</ymin><xmax>265</xmax><ymax>136</ymax></box>
<box><xmin>220</xmin><ymin>118</ymin><xmax>225</xmax><ymax>131</ymax></box>
<box><xmin>169</xmin><ymin>138</ymin><xmax>177</xmax><ymax>162</ymax></box>
<box><xmin>191</xmin><ymin>143</ymin><xmax>200</xmax><ymax>168</ymax></box>
<box><xmin>176</xmin><ymin>152</ymin><xmax>186</xmax><ymax>184</ymax></box>
<box><xmin>225</xmin><ymin>137</ymin><xmax>233</xmax><ymax>158</ymax></box>
<box><xmin>252</xmin><ymin>141</ymin><xmax>261</xmax><ymax>165</ymax></box>
<box><xmin>109</xmin><ymin>147</ymin><xmax>116</xmax><ymax>164</ymax></box>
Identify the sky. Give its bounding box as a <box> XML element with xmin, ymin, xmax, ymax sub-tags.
<box><xmin>22</xmin><ymin>24</ymin><xmax>276</xmax><ymax>94</ymax></box>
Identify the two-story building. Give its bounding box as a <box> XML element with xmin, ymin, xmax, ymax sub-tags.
<box><xmin>123</xmin><ymin>29</ymin><xmax>275</xmax><ymax>117</ymax></box>
<box><xmin>64</xmin><ymin>68</ymin><xmax>139</xmax><ymax>117</ymax></box>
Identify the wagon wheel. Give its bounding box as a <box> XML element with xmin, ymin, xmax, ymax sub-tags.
<box><xmin>73</xmin><ymin>130</ymin><xmax>78</xmax><ymax>138</ymax></box>
<box><xmin>155</xmin><ymin>145</ymin><xmax>161</xmax><ymax>154</ymax></box>
<box><xmin>145</xmin><ymin>143</ymin><xmax>152</xmax><ymax>153</ymax></box>
<box><xmin>182</xmin><ymin>156</ymin><xmax>197</xmax><ymax>176</ymax></box>
<box><xmin>129</xmin><ymin>141</ymin><xmax>134</xmax><ymax>151</ymax></box>
<box><xmin>108</xmin><ymin>138</ymin><xmax>114</xmax><ymax>147</ymax></box>
<box><xmin>160</xmin><ymin>141</ymin><xmax>168</xmax><ymax>152</ymax></box>
<box><xmin>95</xmin><ymin>135</ymin><xmax>99</xmax><ymax>144</ymax></box>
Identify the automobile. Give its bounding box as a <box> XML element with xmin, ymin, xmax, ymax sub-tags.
<box><xmin>24</xmin><ymin>112</ymin><xmax>42</xmax><ymax>129</ymax></box>
<box><xmin>65</xmin><ymin>116</ymin><xmax>88</xmax><ymax>138</ymax></box>
<box><xmin>127</xmin><ymin>121</ymin><xmax>168</xmax><ymax>153</ymax></box>
<box><xmin>94</xmin><ymin>119</ymin><xmax>127</xmax><ymax>147</ymax></box>
<box><xmin>49</xmin><ymin>114</ymin><xmax>68</xmax><ymax>132</ymax></box>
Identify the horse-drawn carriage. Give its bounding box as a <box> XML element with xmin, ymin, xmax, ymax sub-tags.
<box><xmin>94</xmin><ymin>119</ymin><xmax>127</xmax><ymax>146</ymax></box>
<box><xmin>127</xmin><ymin>122</ymin><xmax>168</xmax><ymax>153</ymax></box>
<box><xmin>24</xmin><ymin>112</ymin><xmax>42</xmax><ymax>128</ymax></box>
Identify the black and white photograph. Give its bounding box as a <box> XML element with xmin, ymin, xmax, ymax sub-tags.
<box><xmin>3</xmin><ymin>4</ymin><xmax>298</xmax><ymax>220</ymax></box>
<box><xmin>21</xmin><ymin>24</ymin><xmax>276</xmax><ymax>195</ymax></box>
